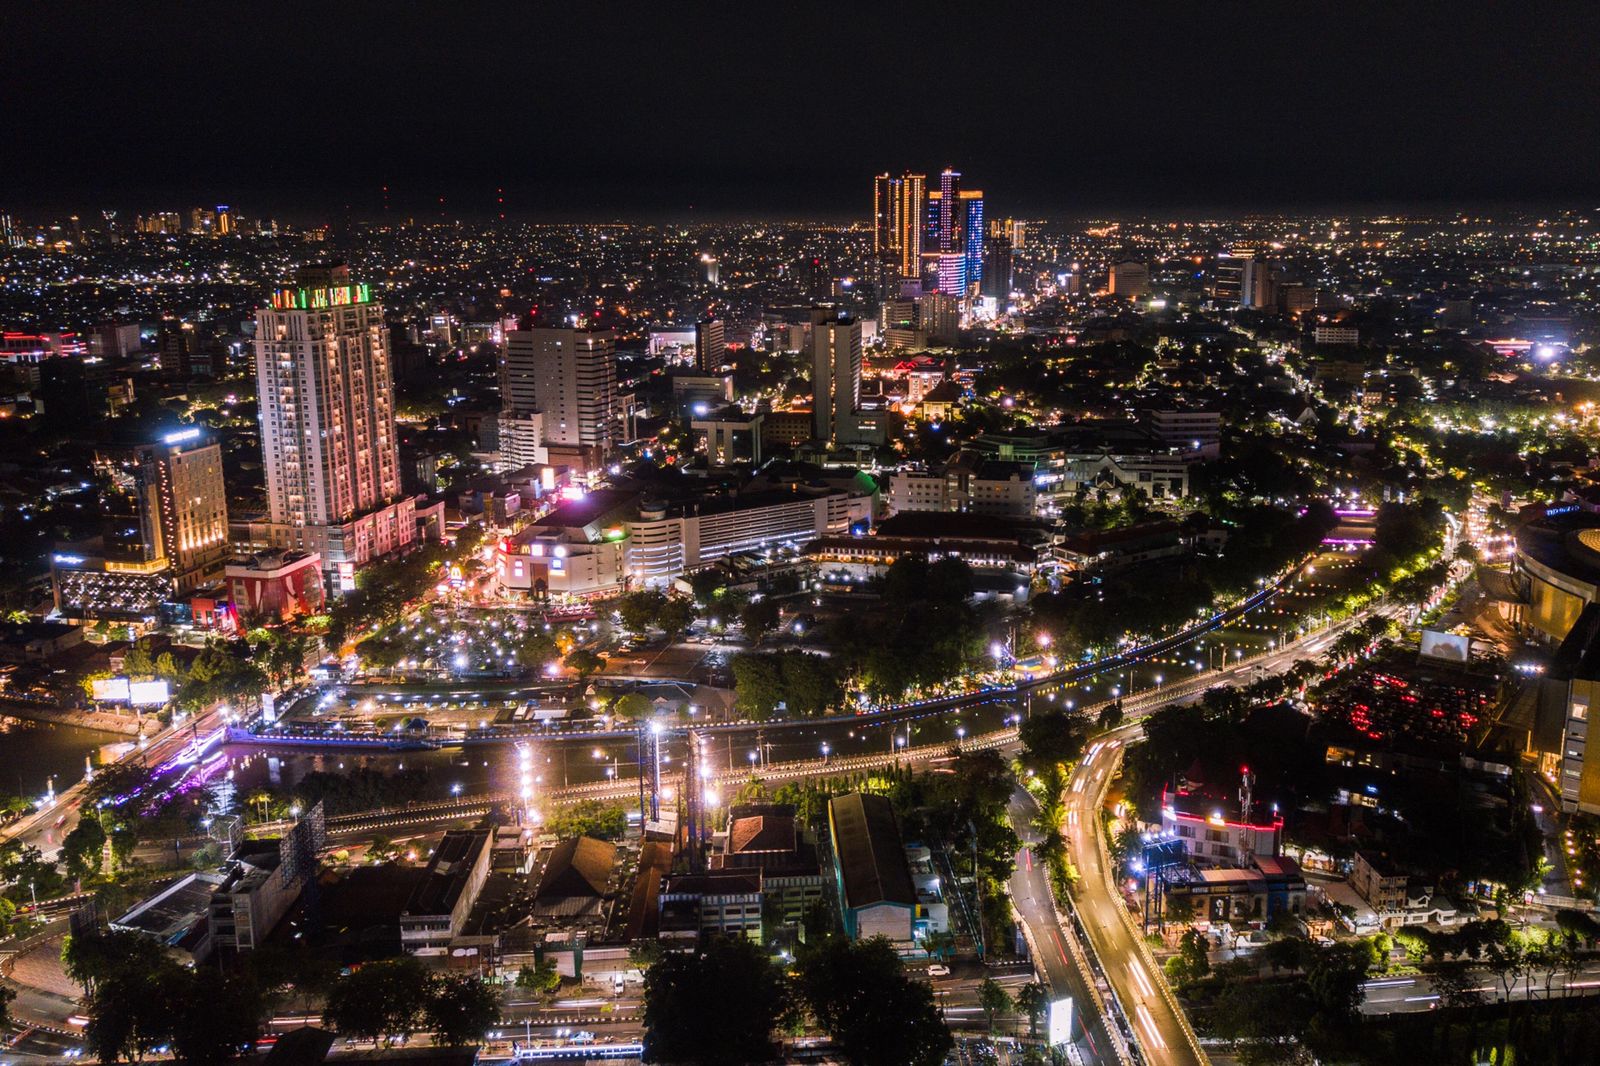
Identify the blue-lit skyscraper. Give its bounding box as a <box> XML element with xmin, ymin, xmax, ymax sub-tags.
<box><xmin>960</xmin><ymin>189</ymin><xmax>984</xmax><ymax>292</ymax></box>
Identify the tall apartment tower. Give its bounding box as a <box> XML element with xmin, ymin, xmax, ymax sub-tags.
<box><xmin>502</xmin><ymin>326</ymin><xmax>618</xmax><ymax>452</ymax></box>
<box><xmin>694</xmin><ymin>318</ymin><xmax>726</xmax><ymax>374</ymax></box>
<box><xmin>810</xmin><ymin>309</ymin><xmax>862</xmax><ymax>444</ymax></box>
<box><xmin>255</xmin><ymin>263</ymin><xmax>414</xmax><ymax>585</ymax></box>
<box><xmin>98</xmin><ymin>429</ymin><xmax>230</xmax><ymax>593</ymax></box>
<box><xmin>872</xmin><ymin>172</ymin><xmax>925</xmax><ymax>279</ymax></box>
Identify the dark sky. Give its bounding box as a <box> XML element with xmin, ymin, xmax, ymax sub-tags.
<box><xmin>9</xmin><ymin>2</ymin><xmax>1600</xmax><ymax>220</ymax></box>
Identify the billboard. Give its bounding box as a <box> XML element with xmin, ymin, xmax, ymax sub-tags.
<box><xmin>1048</xmin><ymin>996</ymin><xmax>1073</xmax><ymax>1046</ymax></box>
<box><xmin>91</xmin><ymin>677</ymin><xmax>131</xmax><ymax>703</ymax></box>
<box><xmin>128</xmin><ymin>680</ymin><xmax>171</xmax><ymax>706</ymax></box>
<box><xmin>338</xmin><ymin>562</ymin><xmax>356</xmax><ymax>594</ymax></box>
<box><xmin>1420</xmin><ymin>629</ymin><xmax>1471</xmax><ymax>663</ymax></box>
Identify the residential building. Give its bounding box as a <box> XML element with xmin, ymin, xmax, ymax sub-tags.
<box><xmin>254</xmin><ymin>264</ymin><xmax>415</xmax><ymax>588</ymax></box>
<box><xmin>811</xmin><ymin>309</ymin><xmax>862</xmax><ymax>444</ymax></box>
<box><xmin>872</xmin><ymin>172</ymin><xmax>926</xmax><ymax>279</ymax></box>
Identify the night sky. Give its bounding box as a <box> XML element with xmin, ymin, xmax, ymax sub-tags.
<box><xmin>9</xmin><ymin>2</ymin><xmax>1600</xmax><ymax>219</ymax></box>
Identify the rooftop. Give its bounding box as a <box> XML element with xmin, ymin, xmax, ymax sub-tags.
<box><xmin>829</xmin><ymin>793</ymin><xmax>916</xmax><ymax>910</ymax></box>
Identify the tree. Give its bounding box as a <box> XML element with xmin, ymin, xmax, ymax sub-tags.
<box><xmin>563</xmin><ymin>647</ymin><xmax>604</xmax><ymax>678</ymax></box>
<box><xmin>613</xmin><ymin>692</ymin><xmax>655</xmax><ymax>722</ymax></box>
<box><xmin>618</xmin><ymin>590</ymin><xmax>668</xmax><ymax>634</ymax></box>
<box><xmin>979</xmin><ymin>977</ymin><xmax>1012</xmax><ymax>1033</ymax></box>
<box><xmin>545</xmin><ymin>800</ymin><xmax>630</xmax><ymax>841</ymax></box>
<box><xmin>1016</xmin><ymin>981</ymin><xmax>1048</xmax><ymax>1040</ymax></box>
<box><xmin>740</xmin><ymin>598</ymin><xmax>781</xmax><ymax>643</ymax></box>
<box><xmin>794</xmin><ymin>936</ymin><xmax>952</xmax><ymax>1066</ymax></box>
<box><xmin>323</xmin><ymin>957</ymin><xmax>434</xmax><ymax>1045</ymax></box>
<box><xmin>425</xmin><ymin>974</ymin><xmax>499</xmax><ymax>1047</ymax></box>
<box><xmin>1177</xmin><ymin>927</ymin><xmax>1210</xmax><ymax>981</ymax></box>
<box><xmin>516</xmin><ymin>959</ymin><xmax>562</xmax><ymax>997</ymax></box>
<box><xmin>642</xmin><ymin>935</ymin><xmax>789</xmax><ymax>1065</ymax></box>
<box><xmin>61</xmin><ymin>817</ymin><xmax>107</xmax><ymax>883</ymax></box>
<box><xmin>656</xmin><ymin>596</ymin><xmax>698</xmax><ymax>640</ymax></box>
<box><xmin>1097</xmin><ymin>701</ymin><xmax>1124</xmax><ymax>731</ymax></box>
<box><xmin>170</xmin><ymin>971</ymin><xmax>267</xmax><ymax>1066</ymax></box>
<box><xmin>1017</xmin><ymin>708</ymin><xmax>1089</xmax><ymax>773</ymax></box>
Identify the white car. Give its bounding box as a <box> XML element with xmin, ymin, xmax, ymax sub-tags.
<box><xmin>927</xmin><ymin>963</ymin><xmax>950</xmax><ymax>977</ymax></box>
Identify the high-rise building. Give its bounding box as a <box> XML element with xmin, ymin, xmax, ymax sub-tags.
<box><xmin>215</xmin><ymin>205</ymin><xmax>232</xmax><ymax>236</ymax></box>
<box><xmin>101</xmin><ymin>429</ymin><xmax>230</xmax><ymax>592</ymax></box>
<box><xmin>695</xmin><ymin>318</ymin><xmax>726</xmax><ymax>374</ymax></box>
<box><xmin>255</xmin><ymin>263</ymin><xmax>414</xmax><ymax>587</ymax></box>
<box><xmin>872</xmin><ymin>173</ymin><xmax>925</xmax><ymax>279</ymax></box>
<box><xmin>502</xmin><ymin>326</ymin><xmax>617</xmax><ymax>451</ymax></box>
<box><xmin>810</xmin><ymin>308</ymin><xmax>862</xmax><ymax>444</ymax></box>
<box><xmin>960</xmin><ymin>189</ymin><xmax>984</xmax><ymax>292</ymax></box>
<box><xmin>935</xmin><ymin>168</ymin><xmax>961</xmax><ymax>252</ymax></box>
<box><xmin>981</xmin><ymin>235</ymin><xmax>1013</xmax><ymax>301</ymax></box>
<box><xmin>1108</xmin><ymin>261</ymin><xmax>1151</xmax><ymax>298</ymax></box>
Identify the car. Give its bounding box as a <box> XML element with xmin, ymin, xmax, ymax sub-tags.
<box><xmin>927</xmin><ymin>963</ymin><xmax>950</xmax><ymax>977</ymax></box>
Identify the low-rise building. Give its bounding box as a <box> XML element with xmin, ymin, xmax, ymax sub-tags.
<box><xmin>399</xmin><ymin>829</ymin><xmax>493</xmax><ymax>955</ymax></box>
<box><xmin>1160</xmin><ymin>782</ymin><xmax>1284</xmax><ymax>866</ymax></box>
<box><xmin>828</xmin><ymin>792</ymin><xmax>917</xmax><ymax>944</ymax></box>
<box><xmin>1161</xmin><ymin>854</ymin><xmax>1306</xmax><ymax>924</ymax></box>
<box><xmin>710</xmin><ymin>803</ymin><xmax>825</xmax><ymax>926</ymax></box>
<box><xmin>658</xmin><ymin>869</ymin><xmax>765</xmax><ymax>941</ymax></box>
<box><xmin>209</xmin><ymin>838</ymin><xmax>303</xmax><ymax>954</ymax></box>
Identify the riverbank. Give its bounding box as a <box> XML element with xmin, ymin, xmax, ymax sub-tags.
<box><xmin>0</xmin><ymin>698</ymin><xmax>147</xmax><ymax>737</ymax></box>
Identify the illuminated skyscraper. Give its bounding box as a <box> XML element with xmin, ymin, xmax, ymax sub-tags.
<box><xmin>810</xmin><ymin>308</ymin><xmax>862</xmax><ymax>444</ymax></box>
<box><xmin>215</xmin><ymin>205</ymin><xmax>232</xmax><ymax>235</ymax></box>
<box><xmin>872</xmin><ymin>172</ymin><xmax>925</xmax><ymax>279</ymax></box>
<box><xmin>694</xmin><ymin>317</ymin><xmax>726</xmax><ymax>373</ymax></box>
<box><xmin>960</xmin><ymin>189</ymin><xmax>984</xmax><ymax>291</ymax></box>
<box><xmin>98</xmin><ymin>429</ymin><xmax>230</xmax><ymax>593</ymax></box>
<box><xmin>255</xmin><ymin>263</ymin><xmax>414</xmax><ymax>587</ymax></box>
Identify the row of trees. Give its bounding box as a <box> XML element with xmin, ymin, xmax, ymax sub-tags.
<box><xmin>642</xmin><ymin>934</ymin><xmax>952</xmax><ymax>1066</ymax></box>
<box><xmin>64</xmin><ymin>930</ymin><xmax>500</xmax><ymax>1063</ymax></box>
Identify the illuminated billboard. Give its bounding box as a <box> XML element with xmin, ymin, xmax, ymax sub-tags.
<box><xmin>91</xmin><ymin>677</ymin><xmax>130</xmax><ymax>703</ymax></box>
<box><xmin>1048</xmin><ymin>997</ymin><xmax>1073</xmax><ymax>1046</ymax></box>
<box><xmin>128</xmin><ymin>680</ymin><xmax>171</xmax><ymax>706</ymax></box>
<box><xmin>1420</xmin><ymin>629</ymin><xmax>1471</xmax><ymax>663</ymax></box>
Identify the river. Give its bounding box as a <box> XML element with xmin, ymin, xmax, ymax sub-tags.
<box><xmin>0</xmin><ymin>714</ymin><xmax>132</xmax><ymax>804</ymax></box>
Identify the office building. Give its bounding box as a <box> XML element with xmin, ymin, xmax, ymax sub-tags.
<box><xmin>710</xmin><ymin>803</ymin><xmax>825</xmax><ymax>928</ymax></box>
<box><xmin>502</xmin><ymin>327</ymin><xmax>617</xmax><ymax>453</ymax></box>
<box><xmin>872</xmin><ymin>172</ymin><xmax>925</xmax><ymax>279</ymax></box>
<box><xmin>215</xmin><ymin>205</ymin><xmax>232</xmax><ymax>236</ymax></box>
<box><xmin>810</xmin><ymin>309</ymin><xmax>862</xmax><ymax>444</ymax></box>
<box><xmin>1108</xmin><ymin>260</ymin><xmax>1151</xmax><ymax>298</ymax></box>
<box><xmin>694</xmin><ymin>317</ymin><xmax>726</xmax><ymax>373</ymax></box>
<box><xmin>254</xmin><ymin>264</ymin><xmax>415</xmax><ymax>588</ymax></box>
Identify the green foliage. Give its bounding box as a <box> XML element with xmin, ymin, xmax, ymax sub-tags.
<box><xmin>516</xmin><ymin>958</ymin><xmax>562</xmax><ymax>996</ymax></box>
<box><xmin>61</xmin><ymin>817</ymin><xmax>107</xmax><ymax>882</ymax></box>
<box><xmin>978</xmin><ymin>977</ymin><xmax>1012</xmax><ymax>1032</ymax></box>
<box><xmin>1016</xmin><ymin>981</ymin><xmax>1049</xmax><ymax>1039</ymax></box>
<box><xmin>563</xmin><ymin>647</ymin><xmax>604</xmax><ymax>677</ymax></box>
<box><xmin>793</xmin><ymin>935</ymin><xmax>952</xmax><ymax>1066</ymax></box>
<box><xmin>641</xmin><ymin>936</ymin><xmax>790</xmax><ymax>1065</ymax></box>
<box><xmin>731</xmin><ymin>651</ymin><xmax>843</xmax><ymax>717</ymax></box>
<box><xmin>323</xmin><ymin>956</ymin><xmax>434</xmax><ymax>1044</ymax></box>
<box><xmin>424</xmin><ymin>974</ymin><xmax>499</xmax><ymax>1047</ymax></box>
<box><xmin>832</xmin><ymin>555</ymin><xmax>986</xmax><ymax>701</ymax></box>
<box><xmin>545</xmin><ymin>800</ymin><xmax>630</xmax><ymax>842</ymax></box>
<box><xmin>739</xmin><ymin>597</ymin><xmax>781</xmax><ymax>642</ymax></box>
<box><xmin>1017</xmin><ymin>707</ymin><xmax>1090</xmax><ymax>773</ymax></box>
